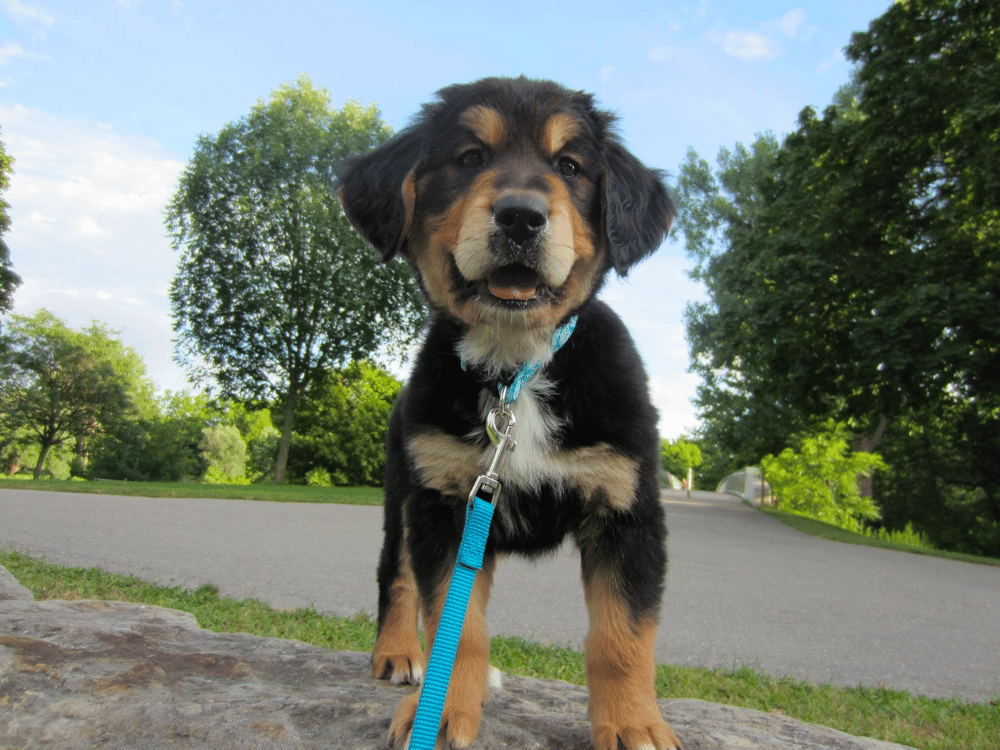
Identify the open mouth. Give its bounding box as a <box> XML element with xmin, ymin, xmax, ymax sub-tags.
<box><xmin>487</xmin><ymin>263</ymin><xmax>541</xmax><ymax>302</ymax></box>
<box><xmin>447</xmin><ymin>256</ymin><xmax>557</xmax><ymax>311</ymax></box>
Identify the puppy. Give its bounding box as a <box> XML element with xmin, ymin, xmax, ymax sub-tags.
<box><xmin>337</xmin><ymin>76</ymin><xmax>679</xmax><ymax>750</ymax></box>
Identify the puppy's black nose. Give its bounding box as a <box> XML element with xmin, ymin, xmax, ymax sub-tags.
<box><xmin>494</xmin><ymin>194</ymin><xmax>548</xmax><ymax>246</ymax></box>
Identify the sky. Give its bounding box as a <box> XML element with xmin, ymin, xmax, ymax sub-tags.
<box><xmin>0</xmin><ymin>0</ymin><xmax>892</xmax><ymax>439</ymax></box>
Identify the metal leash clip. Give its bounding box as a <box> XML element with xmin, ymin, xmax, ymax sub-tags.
<box><xmin>468</xmin><ymin>385</ymin><xmax>517</xmax><ymax>507</ymax></box>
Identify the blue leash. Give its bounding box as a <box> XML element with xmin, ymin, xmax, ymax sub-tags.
<box><xmin>408</xmin><ymin>316</ymin><xmax>576</xmax><ymax>749</ymax></box>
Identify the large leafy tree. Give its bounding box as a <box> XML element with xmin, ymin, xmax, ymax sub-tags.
<box><xmin>678</xmin><ymin>0</ymin><xmax>1000</xmax><ymax>551</ymax></box>
<box><xmin>284</xmin><ymin>360</ymin><xmax>401</xmax><ymax>486</ymax></box>
<box><xmin>0</xmin><ymin>132</ymin><xmax>21</xmax><ymax>317</ymax></box>
<box><xmin>0</xmin><ymin>310</ymin><xmax>146</xmax><ymax>479</ymax></box>
<box><xmin>167</xmin><ymin>75</ymin><xmax>425</xmax><ymax>483</ymax></box>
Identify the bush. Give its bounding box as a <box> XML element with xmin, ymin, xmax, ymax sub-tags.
<box><xmin>202</xmin><ymin>465</ymin><xmax>252</xmax><ymax>485</ymax></box>
<box><xmin>761</xmin><ymin>421</ymin><xmax>886</xmax><ymax>532</ymax></box>
<box><xmin>199</xmin><ymin>424</ymin><xmax>246</xmax><ymax>480</ymax></box>
<box><xmin>305</xmin><ymin>467</ymin><xmax>333</xmax><ymax>487</ymax></box>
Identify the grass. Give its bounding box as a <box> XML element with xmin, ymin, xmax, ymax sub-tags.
<box><xmin>758</xmin><ymin>507</ymin><xmax>1000</xmax><ymax>568</ymax></box>
<box><xmin>0</xmin><ymin>476</ymin><xmax>384</xmax><ymax>505</ymax></box>
<box><xmin>2</xmin><ymin>548</ymin><xmax>996</xmax><ymax>750</ymax></box>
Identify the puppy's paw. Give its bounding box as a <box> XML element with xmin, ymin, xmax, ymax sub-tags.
<box><xmin>387</xmin><ymin>691</ymin><xmax>419</xmax><ymax>748</ymax></box>
<box><xmin>592</xmin><ymin>718</ymin><xmax>681</xmax><ymax>750</ymax></box>
<box><xmin>386</xmin><ymin>683</ymin><xmax>486</xmax><ymax>750</ymax></box>
<box><xmin>372</xmin><ymin>646</ymin><xmax>425</xmax><ymax>686</ymax></box>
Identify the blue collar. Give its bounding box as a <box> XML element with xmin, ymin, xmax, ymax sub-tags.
<box><xmin>461</xmin><ymin>315</ymin><xmax>578</xmax><ymax>403</ymax></box>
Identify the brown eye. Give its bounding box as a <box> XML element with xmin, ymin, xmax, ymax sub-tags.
<box><xmin>459</xmin><ymin>149</ymin><xmax>486</xmax><ymax>169</ymax></box>
<box><xmin>557</xmin><ymin>156</ymin><xmax>580</xmax><ymax>178</ymax></box>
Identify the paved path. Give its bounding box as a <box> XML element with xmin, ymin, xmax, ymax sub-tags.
<box><xmin>1</xmin><ymin>488</ymin><xmax>997</xmax><ymax>702</ymax></box>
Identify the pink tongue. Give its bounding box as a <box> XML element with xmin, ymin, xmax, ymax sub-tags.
<box><xmin>489</xmin><ymin>283</ymin><xmax>538</xmax><ymax>301</ymax></box>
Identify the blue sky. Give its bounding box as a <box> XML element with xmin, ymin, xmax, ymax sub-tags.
<box><xmin>1</xmin><ymin>0</ymin><xmax>891</xmax><ymax>438</ymax></box>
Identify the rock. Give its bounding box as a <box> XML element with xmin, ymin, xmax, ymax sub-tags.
<box><xmin>0</xmin><ymin>565</ymin><xmax>33</xmax><ymax>602</ymax></box>
<box><xmin>0</xmin><ymin>568</ymin><xmax>914</xmax><ymax>750</ymax></box>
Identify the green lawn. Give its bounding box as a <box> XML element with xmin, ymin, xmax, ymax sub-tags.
<box><xmin>1</xmin><ymin>548</ymin><xmax>996</xmax><ymax>750</ymax></box>
<box><xmin>758</xmin><ymin>507</ymin><xmax>1000</xmax><ymax>568</ymax></box>
<box><xmin>0</xmin><ymin>477</ymin><xmax>384</xmax><ymax>505</ymax></box>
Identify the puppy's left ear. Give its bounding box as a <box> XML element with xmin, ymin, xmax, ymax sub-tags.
<box><xmin>336</xmin><ymin>129</ymin><xmax>426</xmax><ymax>261</ymax></box>
<box><xmin>602</xmin><ymin>141</ymin><xmax>675</xmax><ymax>275</ymax></box>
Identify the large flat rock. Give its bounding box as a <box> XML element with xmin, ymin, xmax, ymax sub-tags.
<box><xmin>0</xmin><ymin>570</ymin><xmax>914</xmax><ymax>749</ymax></box>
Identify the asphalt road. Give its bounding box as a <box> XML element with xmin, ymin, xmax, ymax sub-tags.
<box><xmin>1</xmin><ymin>487</ymin><xmax>997</xmax><ymax>703</ymax></box>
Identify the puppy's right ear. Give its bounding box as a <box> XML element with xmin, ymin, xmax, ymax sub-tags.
<box><xmin>336</xmin><ymin>129</ymin><xmax>426</xmax><ymax>261</ymax></box>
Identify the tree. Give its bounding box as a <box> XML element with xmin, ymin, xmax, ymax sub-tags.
<box><xmin>0</xmin><ymin>310</ymin><xmax>140</xmax><ymax>478</ymax></box>
<box><xmin>167</xmin><ymin>75</ymin><xmax>426</xmax><ymax>484</ymax></box>
<box><xmin>284</xmin><ymin>360</ymin><xmax>401</xmax><ymax>486</ymax></box>
<box><xmin>761</xmin><ymin>421</ymin><xmax>885</xmax><ymax>532</ymax></box>
<box><xmin>0</xmin><ymin>132</ymin><xmax>21</xmax><ymax>317</ymax></box>
<box><xmin>660</xmin><ymin>435</ymin><xmax>703</xmax><ymax>484</ymax></box>
<box><xmin>677</xmin><ymin>0</ymin><xmax>1000</xmax><ymax>553</ymax></box>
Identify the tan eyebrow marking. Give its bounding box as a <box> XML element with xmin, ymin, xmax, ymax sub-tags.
<box><xmin>543</xmin><ymin>112</ymin><xmax>582</xmax><ymax>155</ymax></box>
<box><xmin>459</xmin><ymin>105</ymin><xmax>506</xmax><ymax>147</ymax></box>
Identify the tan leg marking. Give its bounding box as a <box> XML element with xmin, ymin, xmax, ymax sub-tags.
<box><xmin>389</xmin><ymin>556</ymin><xmax>496</xmax><ymax>750</ymax></box>
<box><xmin>407</xmin><ymin>430</ymin><xmax>481</xmax><ymax>498</ymax></box>
<box><xmin>372</xmin><ymin>545</ymin><xmax>424</xmax><ymax>686</ymax></box>
<box><xmin>584</xmin><ymin>572</ymin><xmax>681</xmax><ymax>750</ymax></box>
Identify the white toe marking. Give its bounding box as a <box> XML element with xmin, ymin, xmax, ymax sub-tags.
<box><xmin>487</xmin><ymin>664</ymin><xmax>504</xmax><ymax>689</ymax></box>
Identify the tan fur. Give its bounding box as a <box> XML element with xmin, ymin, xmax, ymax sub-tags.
<box><xmin>408</xmin><ymin>429</ymin><xmax>482</xmax><ymax>498</ymax></box>
<box><xmin>584</xmin><ymin>572</ymin><xmax>681</xmax><ymax>750</ymax></box>
<box><xmin>408</xmin><ymin>426</ymin><xmax>639</xmax><ymax>511</ymax></box>
<box><xmin>543</xmin><ymin>111</ymin><xmax>582</xmax><ymax>155</ymax></box>
<box><xmin>396</xmin><ymin>169</ymin><xmax>417</xmax><ymax>255</ymax></box>
<box><xmin>371</xmin><ymin>545</ymin><xmax>424</xmax><ymax>685</ymax></box>
<box><xmin>389</xmin><ymin>556</ymin><xmax>496</xmax><ymax>748</ymax></box>
<box><xmin>460</xmin><ymin>105</ymin><xmax>506</xmax><ymax>147</ymax></box>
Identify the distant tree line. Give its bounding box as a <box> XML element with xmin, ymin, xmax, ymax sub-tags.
<box><xmin>0</xmin><ymin>310</ymin><xmax>401</xmax><ymax>487</ymax></box>
<box><xmin>674</xmin><ymin>0</ymin><xmax>999</xmax><ymax>556</ymax></box>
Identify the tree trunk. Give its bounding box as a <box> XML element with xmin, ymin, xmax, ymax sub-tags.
<box><xmin>33</xmin><ymin>441</ymin><xmax>53</xmax><ymax>480</ymax></box>
<box><xmin>852</xmin><ymin>415</ymin><xmax>888</xmax><ymax>498</ymax></box>
<box><xmin>273</xmin><ymin>383</ymin><xmax>299</xmax><ymax>485</ymax></box>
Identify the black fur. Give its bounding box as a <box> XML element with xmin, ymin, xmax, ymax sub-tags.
<box><xmin>338</xmin><ymin>76</ymin><xmax>674</xmax><ymax>270</ymax></box>
<box><xmin>336</xmin><ymin>76</ymin><xmax>679</xmax><ymax>749</ymax></box>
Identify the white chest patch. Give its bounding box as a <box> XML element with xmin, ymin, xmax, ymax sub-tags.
<box><xmin>471</xmin><ymin>374</ymin><xmax>563</xmax><ymax>494</ymax></box>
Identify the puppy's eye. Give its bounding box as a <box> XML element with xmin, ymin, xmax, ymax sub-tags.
<box><xmin>458</xmin><ymin>149</ymin><xmax>486</xmax><ymax>169</ymax></box>
<box><xmin>557</xmin><ymin>156</ymin><xmax>581</xmax><ymax>178</ymax></box>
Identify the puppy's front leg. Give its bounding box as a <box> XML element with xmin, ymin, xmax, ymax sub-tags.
<box><xmin>580</xmin><ymin>520</ymin><xmax>681</xmax><ymax>750</ymax></box>
<box><xmin>389</xmin><ymin>551</ymin><xmax>496</xmax><ymax>750</ymax></box>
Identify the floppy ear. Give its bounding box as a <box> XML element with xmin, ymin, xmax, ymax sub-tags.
<box><xmin>336</xmin><ymin>129</ymin><xmax>426</xmax><ymax>261</ymax></box>
<box><xmin>602</xmin><ymin>140</ymin><xmax>675</xmax><ymax>276</ymax></box>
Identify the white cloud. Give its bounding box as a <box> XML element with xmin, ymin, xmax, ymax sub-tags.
<box><xmin>1</xmin><ymin>103</ymin><xmax>188</xmax><ymax>392</ymax></box>
<box><xmin>76</xmin><ymin>217</ymin><xmax>107</xmax><ymax>236</ymax></box>
<box><xmin>706</xmin><ymin>9</ymin><xmax>817</xmax><ymax>62</ymax></box>
<box><xmin>817</xmin><ymin>47</ymin><xmax>845</xmax><ymax>74</ymax></box>
<box><xmin>647</xmin><ymin>45</ymin><xmax>676</xmax><ymax>63</ymax></box>
<box><xmin>599</xmin><ymin>65</ymin><xmax>614</xmax><ymax>83</ymax></box>
<box><xmin>778</xmin><ymin>8</ymin><xmax>806</xmax><ymax>38</ymax></box>
<box><xmin>3</xmin><ymin>0</ymin><xmax>54</xmax><ymax>28</ymax></box>
<box><xmin>0</xmin><ymin>43</ymin><xmax>24</xmax><ymax>65</ymax></box>
<box><xmin>707</xmin><ymin>29</ymin><xmax>781</xmax><ymax>61</ymax></box>
<box><xmin>650</xmin><ymin>373</ymin><xmax>702</xmax><ymax>440</ymax></box>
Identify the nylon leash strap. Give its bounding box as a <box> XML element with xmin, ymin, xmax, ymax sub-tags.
<box><xmin>408</xmin><ymin>399</ymin><xmax>512</xmax><ymax>750</ymax></box>
<box><xmin>409</xmin><ymin>316</ymin><xmax>576</xmax><ymax>749</ymax></box>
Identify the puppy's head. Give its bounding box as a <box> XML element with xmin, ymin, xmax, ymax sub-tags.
<box><xmin>337</xmin><ymin>77</ymin><xmax>673</xmax><ymax>336</ymax></box>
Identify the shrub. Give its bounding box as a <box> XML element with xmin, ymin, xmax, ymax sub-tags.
<box><xmin>761</xmin><ymin>421</ymin><xmax>886</xmax><ymax>532</ymax></box>
<box><xmin>199</xmin><ymin>424</ymin><xmax>247</xmax><ymax>480</ymax></box>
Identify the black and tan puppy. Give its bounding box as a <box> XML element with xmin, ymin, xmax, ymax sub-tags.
<box><xmin>337</xmin><ymin>76</ymin><xmax>679</xmax><ymax>750</ymax></box>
